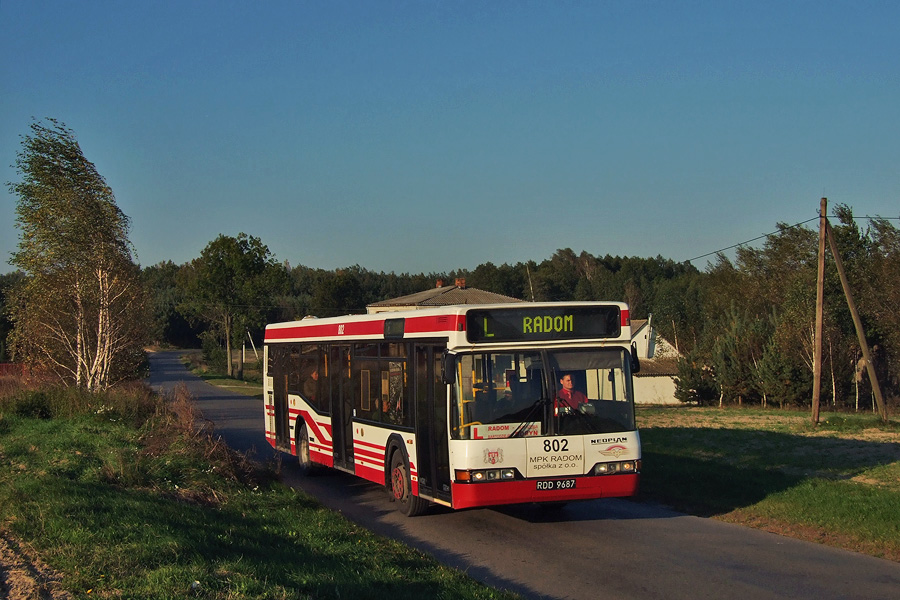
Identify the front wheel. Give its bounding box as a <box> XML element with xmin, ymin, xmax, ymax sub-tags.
<box><xmin>389</xmin><ymin>451</ymin><xmax>428</xmax><ymax>516</ymax></box>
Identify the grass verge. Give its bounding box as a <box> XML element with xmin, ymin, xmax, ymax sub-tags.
<box><xmin>636</xmin><ymin>406</ymin><xmax>900</xmax><ymax>561</ymax></box>
<box><xmin>0</xmin><ymin>379</ymin><xmax>518</xmax><ymax>599</ymax></box>
<box><xmin>180</xmin><ymin>350</ymin><xmax>263</xmax><ymax>397</ymax></box>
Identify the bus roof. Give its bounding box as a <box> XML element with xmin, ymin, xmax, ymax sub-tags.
<box><xmin>264</xmin><ymin>302</ymin><xmax>631</xmax><ymax>344</ymax></box>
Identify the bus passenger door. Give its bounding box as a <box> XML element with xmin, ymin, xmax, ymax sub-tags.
<box><xmin>272</xmin><ymin>346</ymin><xmax>290</xmax><ymax>452</ymax></box>
<box><xmin>330</xmin><ymin>345</ymin><xmax>355</xmax><ymax>471</ymax></box>
<box><xmin>415</xmin><ymin>344</ymin><xmax>451</xmax><ymax>502</ymax></box>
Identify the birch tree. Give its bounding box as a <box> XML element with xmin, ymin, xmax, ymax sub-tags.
<box><xmin>8</xmin><ymin>119</ymin><xmax>146</xmax><ymax>390</ymax></box>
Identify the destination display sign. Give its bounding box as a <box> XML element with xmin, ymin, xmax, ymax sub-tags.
<box><xmin>466</xmin><ymin>306</ymin><xmax>621</xmax><ymax>343</ymax></box>
<box><xmin>470</xmin><ymin>422</ymin><xmax>541</xmax><ymax>439</ymax></box>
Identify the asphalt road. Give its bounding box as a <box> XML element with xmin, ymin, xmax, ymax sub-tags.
<box><xmin>147</xmin><ymin>350</ymin><xmax>900</xmax><ymax>600</ymax></box>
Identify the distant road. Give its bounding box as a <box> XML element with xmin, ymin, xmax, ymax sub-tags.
<box><xmin>147</xmin><ymin>350</ymin><xmax>900</xmax><ymax>600</ymax></box>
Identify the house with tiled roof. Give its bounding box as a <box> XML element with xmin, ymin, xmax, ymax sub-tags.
<box><xmin>631</xmin><ymin>315</ymin><xmax>680</xmax><ymax>404</ymax></box>
<box><xmin>366</xmin><ymin>279</ymin><xmax>522</xmax><ymax>313</ymax></box>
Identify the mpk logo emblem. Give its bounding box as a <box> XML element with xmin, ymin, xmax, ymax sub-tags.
<box><xmin>483</xmin><ymin>448</ymin><xmax>503</xmax><ymax>464</ymax></box>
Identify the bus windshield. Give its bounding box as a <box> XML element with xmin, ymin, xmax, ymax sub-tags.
<box><xmin>450</xmin><ymin>348</ymin><xmax>636</xmax><ymax>440</ymax></box>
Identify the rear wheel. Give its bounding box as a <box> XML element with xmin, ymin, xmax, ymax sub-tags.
<box><xmin>297</xmin><ymin>426</ymin><xmax>322</xmax><ymax>475</ymax></box>
<box><xmin>390</xmin><ymin>451</ymin><xmax>428</xmax><ymax>516</ymax></box>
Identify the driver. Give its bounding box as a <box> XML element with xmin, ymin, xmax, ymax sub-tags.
<box><xmin>556</xmin><ymin>373</ymin><xmax>588</xmax><ymax>413</ymax></box>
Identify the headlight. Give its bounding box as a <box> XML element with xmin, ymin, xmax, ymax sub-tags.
<box><xmin>593</xmin><ymin>460</ymin><xmax>639</xmax><ymax>475</ymax></box>
<box><xmin>455</xmin><ymin>468</ymin><xmax>520</xmax><ymax>482</ymax></box>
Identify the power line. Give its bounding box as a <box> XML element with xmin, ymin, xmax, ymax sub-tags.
<box><xmin>860</xmin><ymin>215</ymin><xmax>900</xmax><ymax>221</ymax></box>
<box><xmin>685</xmin><ymin>217</ymin><xmax>819</xmax><ymax>264</ymax></box>
<box><xmin>684</xmin><ymin>214</ymin><xmax>900</xmax><ymax>265</ymax></box>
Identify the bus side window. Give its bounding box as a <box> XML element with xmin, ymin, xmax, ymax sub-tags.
<box><xmin>298</xmin><ymin>346</ymin><xmax>320</xmax><ymax>409</ymax></box>
<box><xmin>288</xmin><ymin>346</ymin><xmax>301</xmax><ymax>395</ymax></box>
<box><xmin>385</xmin><ymin>360</ymin><xmax>406</xmax><ymax>425</ymax></box>
<box><xmin>266</xmin><ymin>344</ymin><xmax>275</xmax><ymax>376</ymax></box>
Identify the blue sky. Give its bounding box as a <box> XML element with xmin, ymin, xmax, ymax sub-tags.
<box><xmin>2</xmin><ymin>1</ymin><xmax>898</xmax><ymax>275</ymax></box>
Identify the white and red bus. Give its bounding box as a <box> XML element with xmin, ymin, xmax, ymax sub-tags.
<box><xmin>263</xmin><ymin>302</ymin><xmax>641</xmax><ymax>516</ymax></box>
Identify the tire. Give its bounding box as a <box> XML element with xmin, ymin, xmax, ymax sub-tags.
<box><xmin>297</xmin><ymin>425</ymin><xmax>322</xmax><ymax>476</ymax></box>
<box><xmin>389</xmin><ymin>451</ymin><xmax>428</xmax><ymax>516</ymax></box>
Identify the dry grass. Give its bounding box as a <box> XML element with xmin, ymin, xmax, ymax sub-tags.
<box><xmin>136</xmin><ymin>383</ymin><xmax>276</xmax><ymax>506</ymax></box>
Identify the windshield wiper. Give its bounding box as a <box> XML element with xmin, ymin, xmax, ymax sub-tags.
<box><xmin>508</xmin><ymin>397</ymin><xmax>547</xmax><ymax>438</ymax></box>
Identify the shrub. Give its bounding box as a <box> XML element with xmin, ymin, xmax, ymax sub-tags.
<box><xmin>0</xmin><ymin>379</ymin><xmax>161</xmax><ymax>426</ymax></box>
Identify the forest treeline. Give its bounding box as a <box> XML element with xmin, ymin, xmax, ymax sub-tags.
<box><xmin>139</xmin><ymin>245</ymin><xmax>699</xmax><ymax>358</ymax></box>
<box><xmin>4</xmin><ymin>210</ymin><xmax>899</xmax><ymax>410</ymax></box>
<box><xmin>134</xmin><ymin>204</ymin><xmax>899</xmax><ymax>412</ymax></box>
<box><xmin>3</xmin><ymin>119</ymin><xmax>897</xmax><ymax>410</ymax></box>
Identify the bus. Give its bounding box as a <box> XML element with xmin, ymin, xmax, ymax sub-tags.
<box><xmin>263</xmin><ymin>302</ymin><xmax>641</xmax><ymax>516</ymax></box>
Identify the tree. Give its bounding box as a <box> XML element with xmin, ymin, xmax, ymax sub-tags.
<box><xmin>310</xmin><ymin>268</ymin><xmax>364</xmax><ymax>318</ymax></box>
<box><xmin>142</xmin><ymin>261</ymin><xmax>202</xmax><ymax>348</ymax></box>
<box><xmin>534</xmin><ymin>249</ymin><xmax>580</xmax><ymax>301</ymax></box>
<box><xmin>8</xmin><ymin>119</ymin><xmax>147</xmax><ymax>389</ymax></box>
<box><xmin>674</xmin><ymin>348</ymin><xmax>718</xmax><ymax>405</ymax></box>
<box><xmin>756</xmin><ymin>334</ymin><xmax>813</xmax><ymax>408</ymax></box>
<box><xmin>652</xmin><ymin>271</ymin><xmax>706</xmax><ymax>354</ymax></box>
<box><xmin>0</xmin><ymin>272</ymin><xmax>25</xmax><ymax>362</ymax></box>
<box><xmin>176</xmin><ymin>233</ymin><xmax>288</xmax><ymax>377</ymax></box>
<box><xmin>707</xmin><ymin>306</ymin><xmax>771</xmax><ymax>405</ymax></box>
<box><xmin>826</xmin><ymin>208</ymin><xmax>899</xmax><ymax>405</ymax></box>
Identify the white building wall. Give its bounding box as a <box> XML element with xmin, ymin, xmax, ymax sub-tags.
<box><xmin>633</xmin><ymin>375</ymin><xmax>679</xmax><ymax>405</ymax></box>
<box><xmin>633</xmin><ymin>319</ymin><xmax>678</xmax><ymax>360</ymax></box>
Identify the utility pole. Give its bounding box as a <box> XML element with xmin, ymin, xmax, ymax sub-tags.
<box><xmin>812</xmin><ymin>198</ymin><xmax>826</xmax><ymax>424</ymax></box>
<box><xmin>825</xmin><ymin>220</ymin><xmax>888</xmax><ymax>422</ymax></box>
<box><xmin>526</xmin><ymin>263</ymin><xmax>535</xmax><ymax>302</ymax></box>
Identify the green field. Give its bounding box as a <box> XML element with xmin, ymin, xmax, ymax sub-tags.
<box><xmin>637</xmin><ymin>406</ymin><xmax>900</xmax><ymax>561</ymax></box>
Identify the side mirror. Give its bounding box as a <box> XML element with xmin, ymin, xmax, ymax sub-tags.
<box><xmin>630</xmin><ymin>342</ymin><xmax>641</xmax><ymax>374</ymax></box>
<box><xmin>441</xmin><ymin>351</ymin><xmax>457</xmax><ymax>384</ymax></box>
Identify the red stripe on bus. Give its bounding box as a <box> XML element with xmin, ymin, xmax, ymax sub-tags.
<box><xmin>299</xmin><ymin>411</ymin><xmax>332</xmax><ymax>438</ymax></box>
<box><xmin>368</xmin><ymin>458</ymin><xmax>420</xmax><ymax>494</ymax></box>
<box><xmin>355</xmin><ymin>451</ymin><xmax>384</xmax><ymax>469</ymax></box>
<box><xmin>404</xmin><ymin>314</ymin><xmax>466</xmax><ymax>334</ymax></box>
<box><xmin>354</xmin><ymin>439</ymin><xmax>386</xmax><ymax>452</ymax></box>
<box><xmin>264</xmin><ymin>314</ymin><xmax>466</xmax><ymax>342</ymax></box>
<box><xmin>355</xmin><ymin>463</ymin><xmax>385</xmax><ymax>486</ymax></box>
<box><xmin>266</xmin><ymin>320</ymin><xmax>384</xmax><ymax>341</ymax></box>
<box><xmin>310</xmin><ymin>441</ymin><xmax>330</xmax><ymax>455</ymax></box>
<box><xmin>354</xmin><ymin>446</ymin><xmax>385</xmax><ymax>462</ymax></box>
<box><xmin>310</xmin><ymin>448</ymin><xmax>333</xmax><ymax>467</ymax></box>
